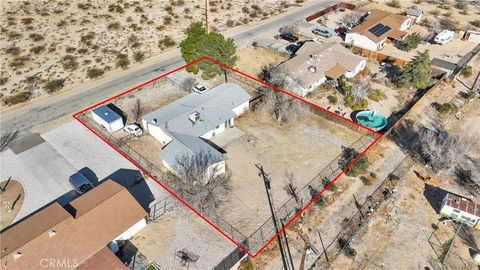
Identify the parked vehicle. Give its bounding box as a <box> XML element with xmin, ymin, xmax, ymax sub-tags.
<box><xmin>124</xmin><ymin>124</ymin><xmax>143</xmax><ymax>136</ymax></box>
<box><xmin>279</xmin><ymin>33</ymin><xmax>299</xmax><ymax>43</ymax></box>
<box><xmin>69</xmin><ymin>172</ymin><xmax>94</xmax><ymax>194</ymax></box>
<box><xmin>286</xmin><ymin>44</ymin><xmax>299</xmax><ymax>53</ymax></box>
<box><xmin>192</xmin><ymin>83</ymin><xmax>207</xmax><ymax>94</ymax></box>
<box><xmin>434</xmin><ymin>30</ymin><xmax>454</xmax><ymax>45</ymax></box>
<box><xmin>335</xmin><ymin>26</ymin><xmax>347</xmax><ymax>35</ymax></box>
<box><xmin>312</xmin><ymin>28</ymin><xmax>332</xmax><ymax>38</ymax></box>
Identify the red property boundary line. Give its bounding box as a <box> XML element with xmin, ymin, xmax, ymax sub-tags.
<box><xmin>73</xmin><ymin>56</ymin><xmax>383</xmax><ymax>258</ymax></box>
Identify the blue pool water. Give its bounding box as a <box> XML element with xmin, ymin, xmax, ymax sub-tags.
<box><xmin>355</xmin><ymin>111</ymin><xmax>388</xmax><ymax>131</ymax></box>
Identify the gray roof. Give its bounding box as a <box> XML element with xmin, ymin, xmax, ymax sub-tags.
<box><xmin>144</xmin><ymin>83</ymin><xmax>251</xmax><ymax>170</ymax></box>
<box><xmin>431</xmin><ymin>58</ymin><xmax>457</xmax><ymax>71</ymax></box>
<box><xmin>406</xmin><ymin>8</ymin><xmax>422</xmax><ymax>17</ymax></box>
<box><xmin>92</xmin><ymin>105</ymin><xmax>121</xmax><ymax>123</ymax></box>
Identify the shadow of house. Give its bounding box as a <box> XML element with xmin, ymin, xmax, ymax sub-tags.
<box><xmin>423</xmin><ymin>184</ymin><xmax>449</xmax><ymax>213</ymax></box>
<box><xmin>106</xmin><ymin>103</ymin><xmax>128</xmax><ymax>125</ymax></box>
<box><xmin>103</xmin><ymin>169</ymin><xmax>155</xmax><ymax>213</ymax></box>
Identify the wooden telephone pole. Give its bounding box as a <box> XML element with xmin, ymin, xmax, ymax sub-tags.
<box><xmin>256</xmin><ymin>164</ymin><xmax>289</xmax><ymax>270</ymax></box>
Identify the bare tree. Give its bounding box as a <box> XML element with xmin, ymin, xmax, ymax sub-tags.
<box><xmin>259</xmin><ymin>87</ymin><xmax>302</xmax><ymax>123</ymax></box>
<box><xmin>130</xmin><ymin>99</ymin><xmax>143</xmax><ymax>124</ymax></box>
<box><xmin>279</xmin><ymin>23</ymin><xmax>299</xmax><ymax>35</ymax></box>
<box><xmin>0</xmin><ymin>130</ymin><xmax>19</xmax><ymax>152</ymax></box>
<box><xmin>340</xmin><ymin>11</ymin><xmax>365</xmax><ymax>27</ymax></box>
<box><xmin>284</xmin><ymin>171</ymin><xmax>300</xmax><ymax>205</ymax></box>
<box><xmin>350</xmin><ymin>79</ymin><xmax>370</xmax><ymax>102</ymax></box>
<box><xmin>168</xmin><ymin>150</ymin><xmax>231</xmax><ymax>214</ymax></box>
<box><xmin>181</xmin><ymin>77</ymin><xmax>197</xmax><ymax>93</ymax></box>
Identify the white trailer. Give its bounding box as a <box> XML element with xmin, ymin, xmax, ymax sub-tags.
<box><xmin>91</xmin><ymin>105</ymin><xmax>124</xmax><ymax>133</ymax></box>
<box><xmin>434</xmin><ymin>30</ymin><xmax>454</xmax><ymax>45</ymax></box>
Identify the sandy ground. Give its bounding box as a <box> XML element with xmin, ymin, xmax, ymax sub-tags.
<box><xmin>130</xmin><ymin>209</ymin><xmax>236</xmax><ymax>270</ymax></box>
<box><xmin>235</xmin><ymin>46</ymin><xmax>289</xmax><ymax>79</ymax></box>
<box><xmin>0</xmin><ymin>0</ymin><xmax>312</xmax><ymax>105</ymax></box>
<box><xmin>0</xmin><ymin>179</ymin><xmax>24</xmax><ymax>229</ymax></box>
<box><xmin>219</xmin><ymin>109</ymin><xmax>364</xmax><ymax>237</ymax></box>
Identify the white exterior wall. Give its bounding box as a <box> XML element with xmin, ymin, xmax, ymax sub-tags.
<box><xmin>145</xmin><ymin>123</ymin><xmax>172</xmax><ymax>146</ymax></box>
<box><xmin>232</xmin><ymin>101</ymin><xmax>249</xmax><ymax>116</ymax></box>
<box><xmin>201</xmin><ymin>122</ymin><xmax>227</xmax><ymax>140</ymax></box>
<box><xmin>114</xmin><ymin>218</ymin><xmax>147</xmax><ymax>241</ymax></box>
<box><xmin>345</xmin><ymin>33</ymin><xmax>382</xmax><ymax>51</ymax></box>
<box><xmin>345</xmin><ymin>59</ymin><xmax>367</xmax><ymax>78</ymax></box>
<box><xmin>467</xmin><ymin>31</ymin><xmax>480</xmax><ymax>44</ymax></box>
<box><xmin>305</xmin><ymin>77</ymin><xmax>327</xmax><ymax>96</ymax></box>
<box><xmin>91</xmin><ymin>111</ymin><xmax>124</xmax><ymax>133</ymax></box>
<box><xmin>400</xmin><ymin>18</ymin><xmax>413</xmax><ymax>31</ymax></box>
<box><xmin>440</xmin><ymin>205</ymin><xmax>480</xmax><ymax>227</ymax></box>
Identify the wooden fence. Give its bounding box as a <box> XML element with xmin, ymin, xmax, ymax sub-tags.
<box><xmin>349</xmin><ymin>45</ymin><xmax>407</xmax><ymax>67</ymax></box>
<box><xmin>306</xmin><ymin>2</ymin><xmax>356</xmax><ymax>22</ymax></box>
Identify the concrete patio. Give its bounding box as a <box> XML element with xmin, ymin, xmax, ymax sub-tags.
<box><xmin>209</xmin><ymin>127</ymin><xmax>245</xmax><ymax>148</ymax></box>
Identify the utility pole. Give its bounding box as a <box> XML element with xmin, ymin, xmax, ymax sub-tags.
<box><xmin>317</xmin><ymin>230</ymin><xmax>329</xmax><ymax>263</ymax></box>
<box><xmin>256</xmin><ymin>164</ymin><xmax>289</xmax><ymax>270</ymax></box>
<box><xmin>281</xmin><ymin>220</ymin><xmax>295</xmax><ymax>270</ymax></box>
<box><xmin>205</xmin><ymin>0</ymin><xmax>208</xmax><ymax>33</ymax></box>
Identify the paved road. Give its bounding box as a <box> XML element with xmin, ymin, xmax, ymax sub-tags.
<box><xmin>0</xmin><ymin>0</ymin><xmax>336</xmax><ymax>133</ymax></box>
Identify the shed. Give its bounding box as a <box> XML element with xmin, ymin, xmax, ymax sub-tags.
<box><xmin>431</xmin><ymin>58</ymin><xmax>457</xmax><ymax>77</ymax></box>
<box><xmin>440</xmin><ymin>193</ymin><xmax>480</xmax><ymax>228</ymax></box>
<box><xmin>91</xmin><ymin>104</ymin><xmax>124</xmax><ymax>133</ymax></box>
<box><xmin>464</xmin><ymin>30</ymin><xmax>480</xmax><ymax>44</ymax></box>
<box><xmin>406</xmin><ymin>8</ymin><xmax>423</xmax><ymax>23</ymax></box>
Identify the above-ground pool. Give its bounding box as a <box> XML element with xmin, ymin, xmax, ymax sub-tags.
<box><xmin>354</xmin><ymin>111</ymin><xmax>388</xmax><ymax>131</ymax></box>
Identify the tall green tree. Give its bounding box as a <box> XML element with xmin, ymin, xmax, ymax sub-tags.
<box><xmin>401</xmin><ymin>32</ymin><xmax>422</xmax><ymax>52</ymax></box>
<box><xmin>180</xmin><ymin>22</ymin><xmax>237</xmax><ymax>79</ymax></box>
<box><xmin>395</xmin><ymin>50</ymin><xmax>431</xmax><ymax>89</ymax></box>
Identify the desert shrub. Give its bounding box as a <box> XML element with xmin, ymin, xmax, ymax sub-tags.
<box><xmin>360</xmin><ymin>175</ymin><xmax>373</xmax><ymax>185</ymax></box>
<box><xmin>86</xmin><ymin>67</ymin><xmax>105</xmax><ymax>79</ymax></box>
<box><xmin>156</xmin><ymin>25</ymin><xmax>166</xmax><ymax>31</ymax></box>
<box><xmin>226</xmin><ymin>20</ymin><xmax>234</xmax><ymax>27</ymax></box>
<box><xmin>440</xmin><ymin>17</ymin><xmax>457</xmax><ymax>30</ymax></box>
<box><xmin>8</xmin><ymin>31</ymin><xmax>22</xmax><ymax>40</ymax></box>
<box><xmin>21</xmin><ymin>17</ymin><xmax>34</xmax><ymax>25</ymax></box>
<box><xmin>327</xmin><ymin>95</ymin><xmax>338</xmax><ymax>104</ymax></box>
<box><xmin>455</xmin><ymin>0</ymin><xmax>468</xmax><ymax>10</ymax></box>
<box><xmin>43</xmin><ymin>79</ymin><xmax>65</xmax><ymax>93</ymax></box>
<box><xmin>370</xmin><ymin>172</ymin><xmax>377</xmax><ymax>179</ymax></box>
<box><xmin>339</xmin><ymin>147</ymin><xmax>370</xmax><ymax>177</ymax></box>
<box><xmin>77</xmin><ymin>48</ymin><xmax>88</xmax><ymax>54</ymax></box>
<box><xmin>344</xmin><ymin>94</ymin><xmax>354</xmax><ymax>107</ymax></box>
<box><xmin>163</xmin><ymin>16</ymin><xmax>172</xmax><ymax>25</ymax></box>
<box><xmin>62</xmin><ymin>55</ymin><xmax>78</xmax><ymax>71</ymax></box>
<box><xmin>31</xmin><ymin>45</ymin><xmax>45</xmax><ymax>54</ymax></box>
<box><xmin>386</xmin><ymin>0</ymin><xmax>401</xmax><ymax>8</ymax></box>
<box><xmin>471</xmin><ymin>20</ymin><xmax>480</xmax><ymax>28</ymax></box>
<box><xmin>116</xmin><ymin>53</ymin><xmax>130</xmax><ymax>69</ymax></box>
<box><xmin>461</xmin><ymin>66</ymin><xmax>472</xmax><ymax>77</ymax></box>
<box><xmin>315</xmin><ymin>196</ymin><xmax>325</xmax><ymax>207</ymax></box>
<box><xmin>80</xmin><ymin>32</ymin><xmax>95</xmax><ymax>45</ymax></box>
<box><xmin>29</xmin><ymin>33</ymin><xmax>44</xmax><ymax>42</ymax></box>
<box><xmin>134</xmin><ymin>6</ymin><xmax>144</xmax><ymax>13</ymax></box>
<box><xmin>351</xmin><ymin>98</ymin><xmax>368</xmax><ymax>111</ymax></box>
<box><xmin>4</xmin><ymin>92</ymin><xmax>31</xmax><ymax>105</ymax></box>
<box><xmin>78</xmin><ymin>3</ymin><xmax>92</xmax><ymax>10</ymax></box>
<box><xmin>431</xmin><ymin>223</ymin><xmax>439</xmax><ymax>230</ymax></box>
<box><xmin>133</xmin><ymin>51</ymin><xmax>145</xmax><ymax>62</ymax></box>
<box><xmin>238</xmin><ymin>258</ymin><xmax>254</xmax><ymax>270</ymax></box>
<box><xmin>159</xmin><ymin>36</ymin><xmax>175</xmax><ymax>48</ymax></box>
<box><xmin>368</xmin><ymin>89</ymin><xmax>386</xmax><ymax>101</ymax></box>
<box><xmin>434</xmin><ymin>102</ymin><xmax>454</xmax><ymax>115</ymax></box>
<box><xmin>107</xmin><ymin>21</ymin><xmax>121</xmax><ymax>30</ymax></box>
<box><xmin>10</xmin><ymin>56</ymin><xmax>30</xmax><ymax>67</ymax></box>
<box><xmin>0</xmin><ymin>77</ymin><xmax>8</xmax><ymax>86</ymax></box>
<box><xmin>5</xmin><ymin>46</ymin><xmax>21</xmax><ymax>55</ymax></box>
<box><xmin>108</xmin><ymin>4</ymin><xmax>124</xmax><ymax>13</ymax></box>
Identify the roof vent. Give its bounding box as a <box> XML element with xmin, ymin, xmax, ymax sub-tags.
<box><xmin>48</xmin><ymin>229</ymin><xmax>57</xmax><ymax>238</ymax></box>
<box><xmin>13</xmin><ymin>252</ymin><xmax>22</xmax><ymax>260</ymax></box>
<box><xmin>189</xmin><ymin>111</ymin><xmax>200</xmax><ymax>124</ymax></box>
<box><xmin>308</xmin><ymin>65</ymin><xmax>317</xmax><ymax>73</ymax></box>
<box><xmin>152</xmin><ymin>118</ymin><xmax>157</xmax><ymax>124</ymax></box>
<box><xmin>104</xmin><ymin>112</ymin><xmax>109</xmax><ymax>115</ymax></box>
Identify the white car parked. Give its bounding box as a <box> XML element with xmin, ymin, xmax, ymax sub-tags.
<box><xmin>192</xmin><ymin>83</ymin><xmax>207</xmax><ymax>94</ymax></box>
<box><xmin>124</xmin><ymin>124</ymin><xmax>143</xmax><ymax>136</ymax></box>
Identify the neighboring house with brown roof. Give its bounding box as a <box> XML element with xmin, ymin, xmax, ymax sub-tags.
<box><xmin>440</xmin><ymin>193</ymin><xmax>480</xmax><ymax>229</ymax></box>
<box><xmin>275</xmin><ymin>41</ymin><xmax>366</xmax><ymax>97</ymax></box>
<box><xmin>345</xmin><ymin>10</ymin><xmax>413</xmax><ymax>51</ymax></box>
<box><xmin>0</xmin><ymin>180</ymin><xmax>148</xmax><ymax>270</ymax></box>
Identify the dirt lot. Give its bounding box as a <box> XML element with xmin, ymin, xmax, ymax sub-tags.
<box><xmin>218</xmin><ymin>109</ymin><xmax>365</xmax><ymax>236</ymax></box>
<box><xmin>236</xmin><ymin>46</ymin><xmax>289</xmax><ymax>79</ymax></box>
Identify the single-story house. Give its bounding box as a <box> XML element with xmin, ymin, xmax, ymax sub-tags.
<box><xmin>464</xmin><ymin>30</ymin><xmax>480</xmax><ymax>44</ymax></box>
<box><xmin>431</xmin><ymin>58</ymin><xmax>457</xmax><ymax>77</ymax></box>
<box><xmin>0</xmin><ymin>180</ymin><xmax>147</xmax><ymax>270</ymax></box>
<box><xmin>440</xmin><ymin>193</ymin><xmax>480</xmax><ymax>228</ymax></box>
<box><xmin>406</xmin><ymin>8</ymin><xmax>423</xmax><ymax>24</ymax></box>
<box><xmin>275</xmin><ymin>41</ymin><xmax>366</xmax><ymax>97</ymax></box>
<box><xmin>91</xmin><ymin>104</ymin><xmax>124</xmax><ymax>133</ymax></box>
<box><xmin>345</xmin><ymin>10</ymin><xmax>413</xmax><ymax>51</ymax></box>
<box><xmin>142</xmin><ymin>83</ymin><xmax>251</xmax><ymax>177</ymax></box>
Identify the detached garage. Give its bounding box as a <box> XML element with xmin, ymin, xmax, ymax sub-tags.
<box><xmin>91</xmin><ymin>104</ymin><xmax>124</xmax><ymax>133</ymax></box>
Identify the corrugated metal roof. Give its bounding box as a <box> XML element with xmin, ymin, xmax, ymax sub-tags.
<box><xmin>92</xmin><ymin>105</ymin><xmax>122</xmax><ymax>123</ymax></box>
